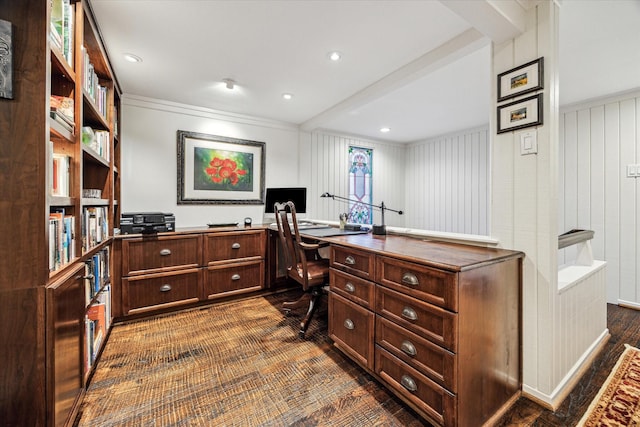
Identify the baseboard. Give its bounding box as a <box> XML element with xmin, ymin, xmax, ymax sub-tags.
<box><xmin>618</xmin><ymin>299</ymin><xmax>640</xmax><ymax>311</ymax></box>
<box><xmin>522</xmin><ymin>328</ymin><xmax>610</xmax><ymax>410</ymax></box>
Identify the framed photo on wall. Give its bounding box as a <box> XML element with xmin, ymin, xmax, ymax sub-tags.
<box><xmin>497</xmin><ymin>57</ymin><xmax>543</xmax><ymax>102</ymax></box>
<box><xmin>497</xmin><ymin>94</ymin><xmax>543</xmax><ymax>134</ymax></box>
<box><xmin>0</xmin><ymin>19</ymin><xmax>13</xmax><ymax>99</ymax></box>
<box><xmin>177</xmin><ymin>130</ymin><xmax>265</xmax><ymax>204</ymax></box>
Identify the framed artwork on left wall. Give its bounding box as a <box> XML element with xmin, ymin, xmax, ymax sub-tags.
<box><xmin>177</xmin><ymin>130</ymin><xmax>265</xmax><ymax>205</ymax></box>
<box><xmin>0</xmin><ymin>19</ymin><xmax>13</xmax><ymax>99</ymax></box>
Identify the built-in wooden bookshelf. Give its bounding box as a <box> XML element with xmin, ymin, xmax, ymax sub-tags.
<box><xmin>0</xmin><ymin>1</ymin><xmax>121</xmax><ymax>425</ymax></box>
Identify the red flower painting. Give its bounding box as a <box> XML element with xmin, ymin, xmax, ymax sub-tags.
<box><xmin>205</xmin><ymin>157</ymin><xmax>247</xmax><ymax>186</ymax></box>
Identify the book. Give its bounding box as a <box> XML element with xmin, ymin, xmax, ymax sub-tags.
<box><xmin>51</xmin><ymin>153</ymin><xmax>71</xmax><ymax>197</ymax></box>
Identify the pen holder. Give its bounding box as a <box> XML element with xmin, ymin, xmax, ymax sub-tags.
<box><xmin>339</xmin><ymin>213</ymin><xmax>348</xmax><ymax>230</ymax></box>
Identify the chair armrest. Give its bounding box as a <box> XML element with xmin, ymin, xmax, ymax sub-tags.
<box><xmin>300</xmin><ymin>241</ymin><xmax>322</xmax><ymax>250</ymax></box>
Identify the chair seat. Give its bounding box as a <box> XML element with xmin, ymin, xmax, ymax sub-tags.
<box><xmin>292</xmin><ymin>259</ymin><xmax>329</xmax><ymax>288</ymax></box>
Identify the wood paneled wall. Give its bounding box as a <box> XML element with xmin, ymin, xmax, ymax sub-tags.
<box><xmin>404</xmin><ymin>127</ymin><xmax>489</xmax><ymax>235</ymax></box>
<box><xmin>559</xmin><ymin>90</ymin><xmax>640</xmax><ymax>305</ymax></box>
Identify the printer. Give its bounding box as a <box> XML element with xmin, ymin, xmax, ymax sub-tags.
<box><xmin>120</xmin><ymin>212</ymin><xmax>175</xmax><ymax>234</ymax></box>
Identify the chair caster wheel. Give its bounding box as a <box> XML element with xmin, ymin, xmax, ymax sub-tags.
<box><xmin>298</xmin><ymin>331</ymin><xmax>306</xmax><ymax>339</ymax></box>
<box><xmin>283</xmin><ymin>308</ymin><xmax>291</xmax><ymax>316</ymax></box>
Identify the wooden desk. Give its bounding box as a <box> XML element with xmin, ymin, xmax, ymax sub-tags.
<box><xmin>322</xmin><ymin>232</ymin><xmax>523</xmax><ymax>427</ymax></box>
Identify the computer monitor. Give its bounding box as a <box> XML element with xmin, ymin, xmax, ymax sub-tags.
<box><xmin>264</xmin><ymin>187</ymin><xmax>307</xmax><ymax>213</ymax></box>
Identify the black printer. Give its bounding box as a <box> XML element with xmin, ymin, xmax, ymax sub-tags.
<box><xmin>120</xmin><ymin>212</ymin><xmax>175</xmax><ymax>234</ymax></box>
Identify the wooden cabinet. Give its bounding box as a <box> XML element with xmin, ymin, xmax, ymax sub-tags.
<box><xmin>115</xmin><ymin>228</ymin><xmax>267</xmax><ymax>317</ymax></box>
<box><xmin>0</xmin><ymin>1</ymin><xmax>120</xmax><ymax>425</ymax></box>
<box><xmin>327</xmin><ymin>235</ymin><xmax>522</xmax><ymax>427</ymax></box>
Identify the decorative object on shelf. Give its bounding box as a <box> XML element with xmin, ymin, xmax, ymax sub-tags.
<box><xmin>497</xmin><ymin>57</ymin><xmax>544</xmax><ymax>102</ymax></box>
<box><xmin>0</xmin><ymin>19</ymin><xmax>13</xmax><ymax>99</ymax></box>
<box><xmin>177</xmin><ymin>130</ymin><xmax>265</xmax><ymax>205</ymax></box>
<box><xmin>497</xmin><ymin>94</ymin><xmax>543</xmax><ymax>134</ymax></box>
<box><xmin>321</xmin><ymin>192</ymin><xmax>403</xmax><ymax>235</ymax></box>
<box><xmin>82</xmin><ymin>189</ymin><xmax>102</xmax><ymax>199</ymax></box>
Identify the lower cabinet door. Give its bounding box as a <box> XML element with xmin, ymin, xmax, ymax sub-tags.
<box><xmin>203</xmin><ymin>260</ymin><xmax>264</xmax><ymax>300</ymax></box>
<box><xmin>328</xmin><ymin>292</ymin><xmax>375</xmax><ymax>370</ymax></box>
<box><xmin>124</xmin><ymin>268</ymin><xmax>201</xmax><ymax>314</ymax></box>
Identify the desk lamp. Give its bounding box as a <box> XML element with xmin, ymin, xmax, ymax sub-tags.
<box><xmin>320</xmin><ymin>192</ymin><xmax>403</xmax><ymax>235</ymax></box>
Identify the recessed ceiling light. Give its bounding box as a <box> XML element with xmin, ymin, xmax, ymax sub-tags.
<box><xmin>222</xmin><ymin>78</ymin><xmax>236</xmax><ymax>90</ymax></box>
<box><xmin>123</xmin><ymin>53</ymin><xmax>142</xmax><ymax>63</ymax></box>
<box><xmin>282</xmin><ymin>93</ymin><xmax>293</xmax><ymax>100</ymax></box>
<box><xmin>380</xmin><ymin>127</ymin><xmax>391</xmax><ymax>133</ymax></box>
<box><xmin>328</xmin><ymin>51</ymin><xmax>341</xmax><ymax>61</ymax></box>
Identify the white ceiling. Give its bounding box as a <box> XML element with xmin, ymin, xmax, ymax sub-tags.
<box><xmin>90</xmin><ymin>0</ymin><xmax>640</xmax><ymax>143</ymax></box>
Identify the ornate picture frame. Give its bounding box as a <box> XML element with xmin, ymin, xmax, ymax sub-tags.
<box><xmin>497</xmin><ymin>57</ymin><xmax>543</xmax><ymax>102</ymax></box>
<box><xmin>177</xmin><ymin>130</ymin><xmax>265</xmax><ymax>205</ymax></box>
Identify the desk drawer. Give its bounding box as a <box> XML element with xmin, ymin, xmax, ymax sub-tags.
<box><xmin>329</xmin><ymin>292</ymin><xmax>375</xmax><ymax>370</ymax></box>
<box><xmin>124</xmin><ymin>268</ymin><xmax>201</xmax><ymax>314</ymax></box>
<box><xmin>376</xmin><ymin>316</ymin><xmax>456</xmax><ymax>392</ymax></box>
<box><xmin>330</xmin><ymin>245</ymin><xmax>375</xmax><ymax>281</ymax></box>
<box><xmin>204</xmin><ymin>230</ymin><xmax>265</xmax><ymax>264</ymax></box>
<box><xmin>330</xmin><ymin>268</ymin><xmax>375</xmax><ymax>309</ymax></box>
<box><xmin>376</xmin><ymin>285</ymin><xmax>457</xmax><ymax>352</ymax></box>
<box><xmin>376</xmin><ymin>255</ymin><xmax>457</xmax><ymax>311</ymax></box>
<box><xmin>204</xmin><ymin>260</ymin><xmax>264</xmax><ymax>300</ymax></box>
<box><xmin>122</xmin><ymin>234</ymin><xmax>201</xmax><ymax>276</ymax></box>
<box><xmin>376</xmin><ymin>347</ymin><xmax>456</xmax><ymax>427</ymax></box>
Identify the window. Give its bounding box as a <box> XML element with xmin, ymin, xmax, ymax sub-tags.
<box><xmin>348</xmin><ymin>146</ymin><xmax>373</xmax><ymax>224</ymax></box>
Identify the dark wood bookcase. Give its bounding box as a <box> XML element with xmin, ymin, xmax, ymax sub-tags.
<box><xmin>0</xmin><ymin>1</ymin><xmax>121</xmax><ymax>425</ymax></box>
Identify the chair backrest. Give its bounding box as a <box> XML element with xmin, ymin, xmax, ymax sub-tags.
<box><xmin>273</xmin><ymin>201</ymin><xmax>310</xmax><ymax>289</ymax></box>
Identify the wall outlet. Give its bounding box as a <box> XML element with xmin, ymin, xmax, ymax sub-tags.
<box><xmin>627</xmin><ymin>164</ymin><xmax>640</xmax><ymax>178</ymax></box>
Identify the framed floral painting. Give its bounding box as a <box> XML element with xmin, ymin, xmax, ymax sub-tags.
<box><xmin>177</xmin><ymin>130</ymin><xmax>265</xmax><ymax>204</ymax></box>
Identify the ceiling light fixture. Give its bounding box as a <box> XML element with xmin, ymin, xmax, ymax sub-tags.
<box><xmin>123</xmin><ymin>53</ymin><xmax>142</xmax><ymax>63</ymax></box>
<box><xmin>328</xmin><ymin>51</ymin><xmax>341</xmax><ymax>61</ymax></box>
<box><xmin>282</xmin><ymin>93</ymin><xmax>293</xmax><ymax>100</ymax></box>
<box><xmin>380</xmin><ymin>127</ymin><xmax>391</xmax><ymax>133</ymax></box>
<box><xmin>222</xmin><ymin>78</ymin><xmax>236</xmax><ymax>90</ymax></box>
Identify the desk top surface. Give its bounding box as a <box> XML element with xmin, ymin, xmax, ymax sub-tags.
<box><xmin>317</xmin><ymin>232</ymin><xmax>523</xmax><ymax>272</ymax></box>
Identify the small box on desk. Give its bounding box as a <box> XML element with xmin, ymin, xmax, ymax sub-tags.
<box><xmin>120</xmin><ymin>212</ymin><xmax>175</xmax><ymax>234</ymax></box>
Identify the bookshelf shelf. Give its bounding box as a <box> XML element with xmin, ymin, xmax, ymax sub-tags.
<box><xmin>81</xmin><ymin>197</ymin><xmax>109</xmax><ymax>206</ymax></box>
<box><xmin>50</xmin><ymin>116</ymin><xmax>75</xmax><ymax>140</ymax></box>
<box><xmin>50</xmin><ymin>44</ymin><xmax>75</xmax><ymax>82</ymax></box>
<box><xmin>82</xmin><ymin>144</ymin><xmax>109</xmax><ymax>167</ymax></box>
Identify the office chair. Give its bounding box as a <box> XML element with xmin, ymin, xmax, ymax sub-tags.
<box><xmin>273</xmin><ymin>201</ymin><xmax>329</xmax><ymax>338</ymax></box>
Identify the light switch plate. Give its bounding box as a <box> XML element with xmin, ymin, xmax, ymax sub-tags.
<box><xmin>520</xmin><ymin>130</ymin><xmax>537</xmax><ymax>155</ymax></box>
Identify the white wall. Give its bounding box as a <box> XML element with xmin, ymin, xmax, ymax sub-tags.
<box><xmin>405</xmin><ymin>126</ymin><xmax>489</xmax><ymax>235</ymax></box>
<box><xmin>559</xmin><ymin>90</ymin><xmax>640</xmax><ymax>306</ymax></box>
<box><xmin>121</xmin><ymin>95</ymin><xmax>299</xmax><ymax>227</ymax></box>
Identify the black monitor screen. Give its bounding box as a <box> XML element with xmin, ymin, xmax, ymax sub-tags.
<box><xmin>264</xmin><ymin>187</ymin><xmax>307</xmax><ymax>213</ymax></box>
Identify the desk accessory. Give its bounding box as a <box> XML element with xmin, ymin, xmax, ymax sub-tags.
<box><xmin>320</xmin><ymin>192</ymin><xmax>403</xmax><ymax>235</ymax></box>
<box><xmin>207</xmin><ymin>222</ymin><xmax>238</xmax><ymax>228</ymax></box>
<box><xmin>244</xmin><ymin>217</ymin><xmax>252</xmax><ymax>227</ymax></box>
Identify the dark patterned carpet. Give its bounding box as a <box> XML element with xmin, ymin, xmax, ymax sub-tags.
<box><xmin>76</xmin><ymin>291</ymin><xmax>427</xmax><ymax>426</ymax></box>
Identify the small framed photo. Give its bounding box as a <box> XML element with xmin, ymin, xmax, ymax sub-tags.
<box><xmin>177</xmin><ymin>130</ymin><xmax>265</xmax><ymax>205</ymax></box>
<box><xmin>0</xmin><ymin>19</ymin><xmax>13</xmax><ymax>99</ymax></box>
<box><xmin>497</xmin><ymin>94</ymin><xmax>543</xmax><ymax>134</ymax></box>
<box><xmin>497</xmin><ymin>57</ymin><xmax>543</xmax><ymax>102</ymax></box>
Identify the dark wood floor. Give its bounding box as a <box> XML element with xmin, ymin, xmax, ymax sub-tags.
<box><xmin>495</xmin><ymin>303</ymin><xmax>640</xmax><ymax>426</ymax></box>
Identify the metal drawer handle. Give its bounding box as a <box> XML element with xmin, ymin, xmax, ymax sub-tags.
<box><xmin>231</xmin><ymin>242</ymin><xmax>241</xmax><ymax>249</ymax></box>
<box><xmin>160</xmin><ymin>249</ymin><xmax>172</xmax><ymax>256</ymax></box>
<box><xmin>82</xmin><ymin>274</ymin><xmax>94</xmax><ymax>280</ymax></box>
<box><xmin>344</xmin><ymin>319</ymin><xmax>355</xmax><ymax>330</ymax></box>
<box><xmin>160</xmin><ymin>284</ymin><xmax>172</xmax><ymax>292</ymax></box>
<box><xmin>345</xmin><ymin>282</ymin><xmax>356</xmax><ymax>293</ymax></box>
<box><xmin>401</xmin><ymin>375</ymin><xmax>418</xmax><ymax>392</ymax></box>
<box><xmin>344</xmin><ymin>255</ymin><xmax>356</xmax><ymax>265</ymax></box>
<box><xmin>401</xmin><ymin>340</ymin><xmax>417</xmax><ymax>357</ymax></box>
<box><xmin>231</xmin><ymin>274</ymin><xmax>241</xmax><ymax>281</ymax></box>
<box><xmin>401</xmin><ymin>272</ymin><xmax>419</xmax><ymax>286</ymax></box>
<box><xmin>401</xmin><ymin>307</ymin><xmax>418</xmax><ymax>321</ymax></box>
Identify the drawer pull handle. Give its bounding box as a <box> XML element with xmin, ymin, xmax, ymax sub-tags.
<box><xmin>345</xmin><ymin>282</ymin><xmax>356</xmax><ymax>293</ymax></box>
<box><xmin>231</xmin><ymin>242</ymin><xmax>241</xmax><ymax>249</ymax></box>
<box><xmin>82</xmin><ymin>274</ymin><xmax>94</xmax><ymax>280</ymax></box>
<box><xmin>160</xmin><ymin>284</ymin><xmax>172</xmax><ymax>292</ymax></box>
<box><xmin>344</xmin><ymin>319</ymin><xmax>355</xmax><ymax>330</ymax></box>
<box><xmin>401</xmin><ymin>307</ymin><xmax>418</xmax><ymax>321</ymax></box>
<box><xmin>401</xmin><ymin>340</ymin><xmax>417</xmax><ymax>356</ymax></box>
<box><xmin>160</xmin><ymin>249</ymin><xmax>172</xmax><ymax>256</ymax></box>
<box><xmin>344</xmin><ymin>255</ymin><xmax>356</xmax><ymax>265</ymax></box>
<box><xmin>231</xmin><ymin>274</ymin><xmax>241</xmax><ymax>281</ymax></box>
<box><xmin>401</xmin><ymin>375</ymin><xmax>418</xmax><ymax>392</ymax></box>
<box><xmin>401</xmin><ymin>272</ymin><xmax>419</xmax><ymax>286</ymax></box>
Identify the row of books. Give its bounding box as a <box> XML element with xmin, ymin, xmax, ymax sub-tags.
<box><xmin>50</xmin><ymin>95</ymin><xmax>75</xmax><ymax>133</ymax></box>
<box><xmin>49</xmin><ymin>209</ymin><xmax>75</xmax><ymax>272</ymax></box>
<box><xmin>81</xmin><ymin>45</ymin><xmax>109</xmax><ymax>119</ymax></box>
<box><xmin>82</xmin><ymin>206</ymin><xmax>109</xmax><ymax>253</ymax></box>
<box><xmin>50</xmin><ymin>0</ymin><xmax>74</xmax><ymax>67</ymax></box>
<box><xmin>82</xmin><ymin>126</ymin><xmax>110</xmax><ymax>161</ymax></box>
<box><xmin>51</xmin><ymin>152</ymin><xmax>71</xmax><ymax>197</ymax></box>
<box><xmin>85</xmin><ymin>286</ymin><xmax>111</xmax><ymax>373</ymax></box>
<box><xmin>84</xmin><ymin>247</ymin><xmax>110</xmax><ymax>306</ymax></box>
